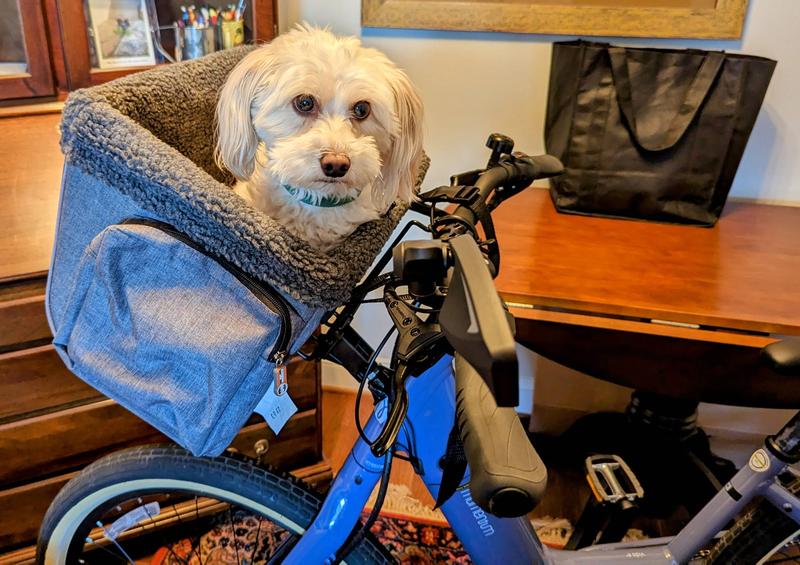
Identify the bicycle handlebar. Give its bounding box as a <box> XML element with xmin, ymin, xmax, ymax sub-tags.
<box><xmin>439</xmin><ymin>144</ymin><xmax>560</xmax><ymax>517</ymax></box>
<box><xmin>454</xmin><ymin>353</ymin><xmax>548</xmax><ymax>517</ymax></box>
<box><xmin>449</xmin><ymin>153</ymin><xmax>564</xmax><ymax>228</ymax></box>
<box><xmin>437</xmin><ymin>149</ymin><xmax>563</xmax><ymax>406</ymax></box>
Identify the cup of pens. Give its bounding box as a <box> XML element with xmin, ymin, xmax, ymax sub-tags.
<box><xmin>221</xmin><ymin>20</ymin><xmax>244</xmax><ymax>50</ymax></box>
<box><xmin>175</xmin><ymin>2</ymin><xmax>246</xmax><ymax>61</ymax></box>
<box><xmin>180</xmin><ymin>26</ymin><xmax>215</xmax><ymax>60</ymax></box>
<box><xmin>220</xmin><ymin>2</ymin><xmax>246</xmax><ymax>49</ymax></box>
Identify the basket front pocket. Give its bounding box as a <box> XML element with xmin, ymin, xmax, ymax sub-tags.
<box><xmin>53</xmin><ymin>220</ymin><xmax>295</xmax><ymax>456</ymax></box>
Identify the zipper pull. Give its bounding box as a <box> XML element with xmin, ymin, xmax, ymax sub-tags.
<box><xmin>273</xmin><ymin>351</ymin><xmax>288</xmax><ymax>397</ymax></box>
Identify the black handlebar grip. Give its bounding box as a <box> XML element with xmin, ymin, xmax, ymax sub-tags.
<box><xmin>523</xmin><ymin>154</ymin><xmax>564</xmax><ymax>178</ymax></box>
<box><xmin>453</xmin><ymin>353</ymin><xmax>547</xmax><ymax>518</ymax></box>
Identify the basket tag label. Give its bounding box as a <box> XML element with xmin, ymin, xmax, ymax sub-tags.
<box><xmin>255</xmin><ymin>387</ymin><xmax>297</xmax><ymax>434</ymax></box>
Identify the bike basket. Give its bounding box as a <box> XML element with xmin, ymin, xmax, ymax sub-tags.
<box><xmin>47</xmin><ymin>48</ymin><xmax>428</xmax><ymax>456</ymax></box>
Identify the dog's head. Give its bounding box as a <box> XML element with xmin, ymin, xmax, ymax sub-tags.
<box><xmin>215</xmin><ymin>24</ymin><xmax>423</xmax><ymax>211</ymax></box>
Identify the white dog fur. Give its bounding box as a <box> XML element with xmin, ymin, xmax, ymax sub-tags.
<box><xmin>215</xmin><ymin>24</ymin><xmax>424</xmax><ymax>251</ymax></box>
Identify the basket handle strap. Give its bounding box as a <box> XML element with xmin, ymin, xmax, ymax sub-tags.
<box><xmin>608</xmin><ymin>47</ymin><xmax>725</xmax><ymax>152</ymax></box>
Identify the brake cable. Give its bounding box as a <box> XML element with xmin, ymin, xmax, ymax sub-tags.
<box><xmin>354</xmin><ymin>326</ymin><xmax>396</xmax><ymax>447</ymax></box>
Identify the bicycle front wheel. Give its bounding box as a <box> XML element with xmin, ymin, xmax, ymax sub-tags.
<box><xmin>37</xmin><ymin>445</ymin><xmax>392</xmax><ymax>565</ymax></box>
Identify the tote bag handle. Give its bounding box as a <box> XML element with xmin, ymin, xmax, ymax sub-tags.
<box><xmin>608</xmin><ymin>47</ymin><xmax>725</xmax><ymax>152</ymax></box>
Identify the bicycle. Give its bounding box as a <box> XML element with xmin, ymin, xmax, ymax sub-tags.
<box><xmin>37</xmin><ymin>135</ymin><xmax>800</xmax><ymax>564</ymax></box>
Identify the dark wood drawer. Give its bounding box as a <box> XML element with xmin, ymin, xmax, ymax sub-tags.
<box><xmin>0</xmin><ymin>408</ymin><xmax>320</xmax><ymax>549</ymax></box>
<box><xmin>0</xmin><ymin>399</ymin><xmax>166</xmax><ymax>486</ymax></box>
<box><xmin>0</xmin><ymin>472</ymin><xmax>76</xmax><ymax>550</ymax></box>
<box><xmin>0</xmin><ymin>347</ymin><xmax>317</xmax><ymax>424</ymax></box>
<box><xmin>232</xmin><ymin>408</ymin><xmax>320</xmax><ymax>468</ymax></box>
<box><xmin>0</xmin><ymin>345</ymin><xmax>102</xmax><ymax>423</ymax></box>
<box><xmin>0</xmin><ymin>358</ymin><xmax>320</xmax><ymax>486</ymax></box>
<box><xmin>0</xmin><ymin>293</ymin><xmax>50</xmax><ymax>353</ymax></box>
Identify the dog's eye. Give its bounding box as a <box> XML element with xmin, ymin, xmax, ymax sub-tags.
<box><xmin>352</xmin><ymin>101</ymin><xmax>371</xmax><ymax>120</ymax></box>
<box><xmin>293</xmin><ymin>94</ymin><xmax>316</xmax><ymax>114</ymax></box>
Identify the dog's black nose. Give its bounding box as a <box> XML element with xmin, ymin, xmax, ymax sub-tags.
<box><xmin>320</xmin><ymin>153</ymin><xmax>350</xmax><ymax>178</ymax></box>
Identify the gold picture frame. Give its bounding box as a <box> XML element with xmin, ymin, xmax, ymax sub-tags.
<box><xmin>361</xmin><ymin>0</ymin><xmax>748</xmax><ymax>39</ymax></box>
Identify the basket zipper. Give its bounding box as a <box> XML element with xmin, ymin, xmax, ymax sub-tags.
<box><xmin>121</xmin><ymin>218</ymin><xmax>293</xmax><ymax>362</ymax></box>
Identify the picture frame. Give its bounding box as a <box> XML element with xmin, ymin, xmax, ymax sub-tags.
<box><xmin>85</xmin><ymin>0</ymin><xmax>157</xmax><ymax>69</ymax></box>
<box><xmin>361</xmin><ymin>0</ymin><xmax>749</xmax><ymax>40</ymax></box>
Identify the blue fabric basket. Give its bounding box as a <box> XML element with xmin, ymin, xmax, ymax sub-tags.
<box><xmin>47</xmin><ymin>48</ymin><xmax>427</xmax><ymax>456</ymax></box>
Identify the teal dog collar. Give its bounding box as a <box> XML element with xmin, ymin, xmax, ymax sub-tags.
<box><xmin>283</xmin><ymin>185</ymin><xmax>357</xmax><ymax>208</ymax></box>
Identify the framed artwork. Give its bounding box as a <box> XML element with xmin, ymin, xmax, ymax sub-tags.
<box><xmin>362</xmin><ymin>0</ymin><xmax>749</xmax><ymax>40</ymax></box>
<box><xmin>85</xmin><ymin>0</ymin><xmax>156</xmax><ymax>69</ymax></box>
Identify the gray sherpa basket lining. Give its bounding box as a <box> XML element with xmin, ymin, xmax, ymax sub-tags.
<box><xmin>59</xmin><ymin>46</ymin><xmax>428</xmax><ymax>309</ymax></box>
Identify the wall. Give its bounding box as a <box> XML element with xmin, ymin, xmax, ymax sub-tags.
<box><xmin>277</xmin><ymin>0</ymin><xmax>798</xmax><ymax>438</ymax></box>
<box><xmin>279</xmin><ymin>0</ymin><xmax>800</xmax><ymax>203</ymax></box>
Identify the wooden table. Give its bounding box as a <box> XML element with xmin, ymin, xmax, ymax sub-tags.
<box><xmin>493</xmin><ymin>187</ymin><xmax>800</xmax><ymax>408</ymax></box>
<box><xmin>492</xmin><ymin>186</ymin><xmax>800</xmax><ymax>516</ymax></box>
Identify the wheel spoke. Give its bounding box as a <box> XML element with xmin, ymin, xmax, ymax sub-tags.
<box><xmin>250</xmin><ymin>517</ymin><xmax>262</xmax><ymax>564</ymax></box>
<box><xmin>228</xmin><ymin>507</ymin><xmax>241</xmax><ymax>564</ymax></box>
<box><xmin>85</xmin><ymin>535</ymin><xmax>134</xmax><ymax>564</ymax></box>
<box><xmin>169</xmin><ymin>498</ymin><xmax>205</xmax><ymax>565</ymax></box>
<box><xmin>142</xmin><ymin>499</ymin><xmax>188</xmax><ymax>565</ymax></box>
<box><xmin>193</xmin><ymin>497</ymin><xmax>205</xmax><ymax>565</ymax></box>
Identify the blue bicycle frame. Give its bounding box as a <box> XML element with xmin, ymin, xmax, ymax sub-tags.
<box><xmin>283</xmin><ymin>355</ymin><xmax>800</xmax><ymax>564</ymax></box>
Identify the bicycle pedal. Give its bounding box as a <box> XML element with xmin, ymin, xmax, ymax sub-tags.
<box><xmin>585</xmin><ymin>454</ymin><xmax>644</xmax><ymax>504</ymax></box>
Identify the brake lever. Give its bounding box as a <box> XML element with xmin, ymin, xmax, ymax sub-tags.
<box><xmin>370</xmin><ymin>363</ymin><xmax>410</xmax><ymax>457</ymax></box>
<box><xmin>369</xmin><ymin>286</ymin><xmax>449</xmax><ymax>456</ymax></box>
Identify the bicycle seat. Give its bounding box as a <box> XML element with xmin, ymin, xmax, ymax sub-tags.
<box><xmin>761</xmin><ymin>339</ymin><xmax>800</xmax><ymax>376</ymax></box>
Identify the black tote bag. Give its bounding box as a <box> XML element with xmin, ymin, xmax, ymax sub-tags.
<box><xmin>545</xmin><ymin>40</ymin><xmax>776</xmax><ymax>226</ymax></box>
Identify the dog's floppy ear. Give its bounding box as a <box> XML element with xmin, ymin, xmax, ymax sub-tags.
<box><xmin>215</xmin><ymin>49</ymin><xmax>273</xmax><ymax>181</ymax></box>
<box><xmin>375</xmin><ymin>67</ymin><xmax>424</xmax><ymax>211</ymax></box>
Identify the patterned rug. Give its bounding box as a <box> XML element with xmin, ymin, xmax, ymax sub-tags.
<box><xmin>369</xmin><ymin>514</ymin><xmax>467</xmax><ymax>563</ymax></box>
<box><xmin>150</xmin><ymin>484</ymin><xmax>571</xmax><ymax>564</ymax></box>
<box><xmin>365</xmin><ymin>484</ymin><xmax>468</xmax><ymax>562</ymax></box>
<box><xmin>151</xmin><ymin>484</ymin><xmax>800</xmax><ymax>563</ymax></box>
<box><xmin>362</xmin><ymin>483</ymin><xmax>576</xmax><ymax>563</ymax></box>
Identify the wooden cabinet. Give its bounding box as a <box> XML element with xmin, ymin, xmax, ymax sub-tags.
<box><xmin>0</xmin><ymin>112</ymin><xmax>328</xmax><ymax>557</ymax></box>
<box><xmin>0</xmin><ymin>0</ymin><xmax>57</xmax><ymax>99</ymax></box>
<box><xmin>0</xmin><ymin>0</ymin><xmax>276</xmax><ymax>101</ymax></box>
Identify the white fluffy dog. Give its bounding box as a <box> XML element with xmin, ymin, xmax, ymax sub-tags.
<box><xmin>215</xmin><ymin>25</ymin><xmax>424</xmax><ymax>251</ymax></box>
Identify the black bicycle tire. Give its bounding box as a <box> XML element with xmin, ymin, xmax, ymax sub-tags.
<box><xmin>705</xmin><ymin>474</ymin><xmax>800</xmax><ymax>564</ymax></box>
<box><xmin>36</xmin><ymin>444</ymin><xmax>394</xmax><ymax>565</ymax></box>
